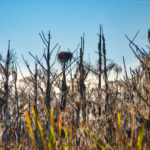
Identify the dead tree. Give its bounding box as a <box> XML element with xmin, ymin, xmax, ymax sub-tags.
<box><xmin>44</xmin><ymin>32</ymin><xmax>51</xmax><ymax>113</ymax></box>
<box><xmin>75</xmin><ymin>35</ymin><xmax>88</xmax><ymax>125</ymax></box>
<box><xmin>148</xmin><ymin>29</ymin><xmax>150</xmax><ymax>44</ymax></box>
<box><xmin>22</xmin><ymin>56</ymin><xmax>39</xmax><ymax>143</ymax></box>
<box><xmin>34</xmin><ymin>63</ymin><xmax>38</xmax><ymax>143</ymax></box>
<box><xmin>29</xmin><ymin>31</ymin><xmax>60</xmax><ymax>114</ymax></box>
<box><xmin>98</xmin><ymin>25</ymin><xmax>102</xmax><ymax>89</ymax></box>
<box><xmin>123</xmin><ymin>56</ymin><xmax>128</xmax><ymax>79</ymax></box>
<box><xmin>114</xmin><ymin>64</ymin><xmax>122</xmax><ymax>79</ymax></box>
<box><xmin>4</xmin><ymin>44</ymin><xmax>11</xmax><ymax>150</ymax></box>
<box><xmin>57</xmin><ymin>51</ymin><xmax>72</xmax><ymax>110</ymax></box>
<box><xmin>0</xmin><ymin>41</ymin><xmax>11</xmax><ymax>150</ymax></box>
<box><xmin>12</xmin><ymin>64</ymin><xmax>21</xmax><ymax>146</ymax></box>
<box><xmin>102</xmin><ymin>30</ymin><xmax>109</xmax><ymax>113</ymax></box>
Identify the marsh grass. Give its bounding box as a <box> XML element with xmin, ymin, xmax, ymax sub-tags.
<box><xmin>23</xmin><ymin>107</ymin><xmax>147</xmax><ymax>150</ymax></box>
<box><xmin>0</xmin><ymin>29</ymin><xmax>150</xmax><ymax>150</ymax></box>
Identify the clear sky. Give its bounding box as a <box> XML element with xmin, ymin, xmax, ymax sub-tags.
<box><xmin>0</xmin><ymin>0</ymin><xmax>150</xmax><ymax>70</ymax></box>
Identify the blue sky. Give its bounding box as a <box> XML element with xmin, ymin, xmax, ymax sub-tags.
<box><xmin>0</xmin><ymin>0</ymin><xmax>150</xmax><ymax>70</ymax></box>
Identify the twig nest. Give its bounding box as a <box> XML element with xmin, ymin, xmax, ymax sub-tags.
<box><xmin>57</xmin><ymin>51</ymin><xmax>72</xmax><ymax>64</ymax></box>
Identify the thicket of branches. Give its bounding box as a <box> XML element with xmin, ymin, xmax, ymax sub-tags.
<box><xmin>0</xmin><ymin>27</ymin><xmax>150</xmax><ymax>150</ymax></box>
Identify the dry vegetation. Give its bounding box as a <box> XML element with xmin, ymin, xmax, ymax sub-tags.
<box><xmin>0</xmin><ymin>27</ymin><xmax>150</xmax><ymax>150</ymax></box>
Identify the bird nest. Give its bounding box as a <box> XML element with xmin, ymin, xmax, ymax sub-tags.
<box><xmin>57</xmin><ymin>51</ymin><xmax>73</xmax><ymax>64</ymax></box>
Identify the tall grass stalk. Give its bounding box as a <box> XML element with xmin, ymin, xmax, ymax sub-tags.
<box><xmin>25</xmin><ymin>111</ymin><xmax>36</xmax><ymax>150</ymax></box>
<box><xmin>136</xmin><ymin>126</ymin><xmax>144</xmax><ymax>150</ymax></box>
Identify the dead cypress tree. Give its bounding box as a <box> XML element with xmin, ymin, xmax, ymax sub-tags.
<box><xmin>45</xmin><ymin>32</ymin><xmax>51</xmax><ymax>113</ymax></box>
<box><xmin>29</xmin><ymin>31</ymin><xmax>53</xmax><ymax>113</ymax></box>
<box><xmin>98</xmin><ymin>25</ymin><xmax>102</xmax><ymax>89</ymax></box>
<box><xmin>73</xmin><ymin>36</ymin><xmax>87</xmax><ymax>127</ymax></box>
<box><xmin>22</xmin><ymin>56</ymin><xmax>39</xmax><ymax>143</ymax></box>
<box><xmin>114</xmin><ymin>65</ymin><xmax>122</xmax><ymax>79</ymax></box>
<box><xmin>34</xmin><ymin>63</ymin><xmax>38</xmax><ymax>143</ymax></box>
<box><xmin>12</xmin><ymin>64</ymin><xmax>20</xmax><ymax>146</ymax></box>
<box><xmin>57</xmin><ymin>51</ymin><xmax>72</xmax><ymax>110</ymax></box>
<box><xmin>28</xmin><ymin>31</ymin><xmax>60</xmax><ymax>134</ymax></box>
<box><xmin>78</xmin><ymin>35</ymin><xmax>87</xmax><ymax>124</ymax></box>
<box><xmin>123</xmin><ymin>56</ymin><xmax>128</xmax><ymax>79</ymax></box>
<box><xmin>97</xmin><ymin>26</ymin><xmax>103</xmax><ymax>117</ymax></box>
<box><xmin>102</xmin><ymin>30</ymin><xmax>109</xmax><ymax>113</ymax></box>
<box><xmin>148</xmin><ymin>29</ymin><xmax>150</xmax><ymax>44</ymax></box>
<box><xmin>34</xmin><ymin>63</ymin><xmax>38</xmax><ymax>113</ymax></box>
<box><xmin>2</xmin><ymin>41</ymin><xmax>11</xmax><ymax>150</ymax></box>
